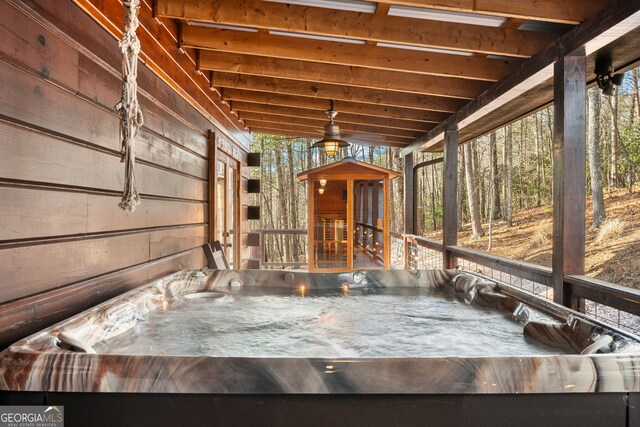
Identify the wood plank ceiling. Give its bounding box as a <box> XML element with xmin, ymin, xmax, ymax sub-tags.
<box><xmin>154</xmin><ymin>0</ymin><xmax>611</xmax><ymax>148</ymax></box>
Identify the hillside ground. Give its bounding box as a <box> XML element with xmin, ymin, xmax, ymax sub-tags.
<box><xmin>423</xmin><ymin>187</ymin><xmax>640</xmax><ymax>289</ymax></box>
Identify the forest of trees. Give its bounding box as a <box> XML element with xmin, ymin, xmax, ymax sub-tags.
<box><xmin>250</xmin><ymin>67</ymin><xmax>640</xmax><ymax>270</ymax></box>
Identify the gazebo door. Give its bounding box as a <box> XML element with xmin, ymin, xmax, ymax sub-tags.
<box><xmin>353</xmin><ymin>180</ymin><xmax>386</xmax><ymax>269</ymax></box>
<box><xmin>310</xmin><ymin>179</ymin><xmax>351</xmax><ymax>271</ymax></box>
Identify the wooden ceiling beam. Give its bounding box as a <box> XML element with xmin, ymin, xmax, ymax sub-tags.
<box><xmin>250</xmin><ymin>129</ymin><xmax>318</xmax><ymax>140</ymax></box>
<box><xmin>244</xmin><ymin>120</ymin><xmax>416</xmax><ymax>142</ymax></box>
<box><xmin>238</xmin><ymin>112</ymin><xmax>427</xmax><ymax>139</ymax></box>
<box><xmin>198</xmin><ymin>51</ymin><xmax>488</xmax><ymax>99</ymax></box>
<box><xmin>230</xmin><ymin>102</ymin><xmax>433</xmax><ymax>131</ymax></box>
<box><xmin>373</xmin><ymin>0</ymin><xmax>609</xmax><ymax>25</ymax></box>
<box><xmin>248</xmin><ymin>124</ymin><xmax>409</xmax><ymax>147</ymax></box>
<box><xmin>181</xmin><ymin>27</ymin><xmax>517</xmax><ymax>82</ymax></box>
<box><xmin>211</xmin><ymin>72</ymin><xmax>467</xmax><ymax>112</ymax></box>
<box><xmin>156</xmin><ymin>0</ymin><xmax>555</xmax><ymax>58</ymax></box>
<box><xmin>401</xmin><ymin>0</ymin><xmax>640</xmax><ymax>155</ymax></box>
<box><xmin>375</xmin><ymin>3</ymin><xmax>393</xmax><ymax>16</ymax></box>
<box><xmin>222</xmin><ymin>90</ymin><xmax>452</xmax><ymax>122</ymax></box>
<box><xmin>251</xmin><ymin>125</ymin><xmax>323</xmax><ymax>137</ymax></box>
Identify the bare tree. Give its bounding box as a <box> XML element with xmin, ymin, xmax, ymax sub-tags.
<box><xmin>457</xmin><ymin>148</ymin><xmax>466</xmax><ymax>230</ymax></box>
<box><xmin>472</xmin><ymin>142</ymin><xmax>485</xmax><ymax>219</ymax></box>
<box><xmin>274</xmin><ymin>146</ymin><xmax>289</xmax><ymax>261</ymax></box>
<box><xmin>517</xmin><ymin>124</ymin><xmax>525</xmax><ymax>209</ymax></box>
<box><xmin>588</xmin><ymin>89</ymin><xmax>607</xmax><ymax>229</ymax></box>
<box><xmin>489</xmin><ymin>132</ymin><xmax>501</xmax><ymax>218</ymax></box>
<box><xmin>488</xmin><ymin>139</ymin><xmax>496</xmax><ymax>251</ymax></box>
<box><xmin>534</xmin><ymin>112</ymin><xmax>543</xmax><ymax>207</ymax></box>
<box><xmin>287</xmin><ymin>143</ymin><xmax>300</xmax><ymax>259</ymax></box>
<box><xmin>306</xmin><ymin>138</ymin><xmax>313</xmax><ymax>169</ymax></box>
<box><xmin>503</xmin><ymin>126</ymin><xmax>513</xmax><ymax>227</ymax></box>
<box><xmin>633</xmin><ymin>68</ymin><xmax>640</xmax><ymax>122</ymax></box>
<box><xmin>608</xmin><ymin>86</ymin><xmax>621</xmax><ymax>188</ymax></box>
<box><xmin>545</xmin><ymin>108</ymin><xmax>554</xmax><ymax>171</ymax></box>
<box><xmin>430</xmin><ymin>163</ymin><xmax>437</xmax><ymax>230</ymax></box>
<box><xmin>630</xmin><ymin>69</ymin><xmax>640</xmax><ymax>193</ymax></box>
<box><xmin>393</xmin><ymin>150</ymin><xmax>404</xmax><ymax>230</ymax></box>
<box><xmin>464</xmin><ymin>141</ymin><xmax>484</xmax><ymax>239</ymax></box>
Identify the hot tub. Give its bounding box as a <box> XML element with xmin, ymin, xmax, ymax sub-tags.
<box><xmin>1</xmin><ymin>269</ymin><xmax>639</xmax><ymax>425</ymax></box>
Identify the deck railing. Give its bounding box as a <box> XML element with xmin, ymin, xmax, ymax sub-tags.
<box><xmin>248</xmin><ymin>228</ymin><xmax>640</xmax><ymax>335</ymax></box>
<box><xmin>248</xmin><ymin>229</ymin><xmax>308</xmax><ymax>270</ymax></box>
<box><xmin>399</xmin><ymin>233</ymin><xmax>640</xmax><ymax>335</ymax></box>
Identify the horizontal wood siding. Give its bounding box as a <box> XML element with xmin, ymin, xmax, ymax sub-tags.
<box><xmin>0</xmin><ymin>0</ymin><xmax>248</xmax><ymax>349</ymax></box>
<box><xmin>0</xmin><ymin>249</ymin><xmax>204</xmax><ymax>348</ymax></box>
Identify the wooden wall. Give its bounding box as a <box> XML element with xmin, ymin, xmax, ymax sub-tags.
<box><xmin>314</xmin><ymin>181</ymin><xmax>348</xmax><ymax>216</ymax></box>
<box><xmin>0</xmin><ymin>0</ymin><xmax>250</xmax><ymax>349</ymax></box>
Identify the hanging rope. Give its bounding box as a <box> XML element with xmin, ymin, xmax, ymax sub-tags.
<box><xmin>115</xmin><ymin>0</ymin><xmax>144</xmax><ymax>211</ymax></box>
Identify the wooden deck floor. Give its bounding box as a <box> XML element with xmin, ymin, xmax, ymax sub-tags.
<box><xmin>314</xmin><ymin>245</ymin><xmax>383</xmax><ymax>270</ymax></box>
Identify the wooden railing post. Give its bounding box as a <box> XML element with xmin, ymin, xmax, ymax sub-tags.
<box><xmin>247</xmin><ymin>229</ymin><xmax>262</xmax><ymax>269</ymax></box>
<box><xmin>403</xmin><ymin>235</ymin><xmax>410</xmax><ymax>270</ymax></box>
<box><xmin>259</xmin><ymin>230</ymin><xmax>266</xmax><ymax>265</ymax></box>
<box><xmin>442</xmin><ymin>124</ymin><xmax>458</xmax><ymax>269</ymax></box>
<box><xmin>552</xmin><ymin>48</ymin><xmax>586</xmax><ymax>309</ymax></box>
<box><xmin>403</xmin><ymin>153</ymin><xmax>414</xmax><ymax>236</ymax></box>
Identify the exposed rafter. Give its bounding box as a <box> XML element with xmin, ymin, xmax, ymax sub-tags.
<box><xmin>230</xmin><ymin>102</ymin><xmax>433</xmax><ymax>131</ymax></box>
<box><xmin>244</xmin><ymin>121</ymin><xmax>415</xmax><ymax>142</ymax></box>
<box><xmin>212</xmin><ymin>73</ymin><xmax>467</xmax><ymax>112</ymax></box>
<box><xmin>401</xmin><ymin>0</ymin><xmax>640</xmax><ymax>154</ymax></box>
<box><xmin>248</xmin><ymin>124</ymin><xmax>410</xmax><ymax>147</ymax></box>
<box><xmin>156</xmin><ymin>0</ymin><xmax>556</xmax><ymax>57</ymax></box>
<box><xmin>181</xmin><ymin>26</ymin><xmax>518</xmax><ymax>81</ymax></box>
<box><xmin>373</xmin><ymin>0</ymin><xmax>608</xmax><ymax>24</ymax></box>
<box><xmin>221</xmin><ymin>90</ymin><xmax>452</xmax><ymax>122</ymax></box>
<box><xmin>238</xmin><ymin>112</ymin><xmax>426</xmax><ymax>139</ymax></box>
<box><xmin>198</xmin><ymin>51</ymin><xmax>489</xmax><ymax>99</ymax></box>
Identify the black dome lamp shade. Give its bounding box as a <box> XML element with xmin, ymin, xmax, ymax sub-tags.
<box><xmin>311</xmin><ymin>100</ymin><xmax>350</xmax><ymax>157</ymax></box>
<box><xmin>595</xmin><ymin>57</ymin><xmax>624</xmax><ymax>96</ymax></box>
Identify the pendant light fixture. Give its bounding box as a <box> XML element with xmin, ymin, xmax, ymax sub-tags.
<box><xmin>311</xmin><ymin>100</ymin><xmax>349</xmax><ymax>157</ymax></box>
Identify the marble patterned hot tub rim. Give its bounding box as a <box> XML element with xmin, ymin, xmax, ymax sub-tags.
<box><xmin>1</xmin><ymin>269</ymin><xmax>639</xmax><ymax>394</ymax></box>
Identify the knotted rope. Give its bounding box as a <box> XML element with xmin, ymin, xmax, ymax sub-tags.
<box><xmin>115</xmin><ymin>0</ymin><xmax>144</xmax><ymax>211</ymax></box>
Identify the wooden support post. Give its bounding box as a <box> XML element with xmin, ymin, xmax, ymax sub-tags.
<box><xmin>552</xmin><ymin>48</ymin><xmax>586</xmax><ymax>308</ymax></box>
<box><xmin>442</xmin><ymin>125</ymin><xmax>458</xmax><ymax>269</ymax></box>
<box><xmin>359</xmin><ymin>182</ymin><xmax>364</xmax><ymax>227</ymax></box>
<box><xmin>207</xmin><ymin>130</ymin><xmax>217</xmax><ymax>245</ymax></box>
<box><xmin>383</xmin><ymin>177</ymin><xmax>390</xmax><ymax>269</ymax></box>
<box><xmin>403</xmin><ymin>153</ymin><xmax>414</xmax><ymax>235</ymax></box>
<box><xmin>362</xmin><ymin>180</ymin><xmax>369</xmax><ymax>248</ymax></box>
<box><xmin>307</xmin><ymin>178</ymin><xmax>315</xmax><ymax>272</ymax></box>
<box><xmin>371</xmin><ymin>180</ymin><xmax>379</xmax><ymax>231</ymax></box>
<box><xmin>347</xmin><ymin>178</ymin><xmax>354</xmax><ymax>271</ymax></box>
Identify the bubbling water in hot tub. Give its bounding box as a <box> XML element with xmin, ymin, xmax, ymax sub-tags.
<box><xmin>93</xmin><ymin>287</ymin><xmax>564</xmax><ymax>358</ymax></box>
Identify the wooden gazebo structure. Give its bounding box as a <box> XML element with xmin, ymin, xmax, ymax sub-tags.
<box><xmin>298</xmin><ymin>158</ymin><xmax>400</xmax><ymax>271</ymax></box>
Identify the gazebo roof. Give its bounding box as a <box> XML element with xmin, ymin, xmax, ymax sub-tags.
<box><xmin>297</xmin><ymin>157</ymin><xmax>402</xmax><ymax>181</ymax></box>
